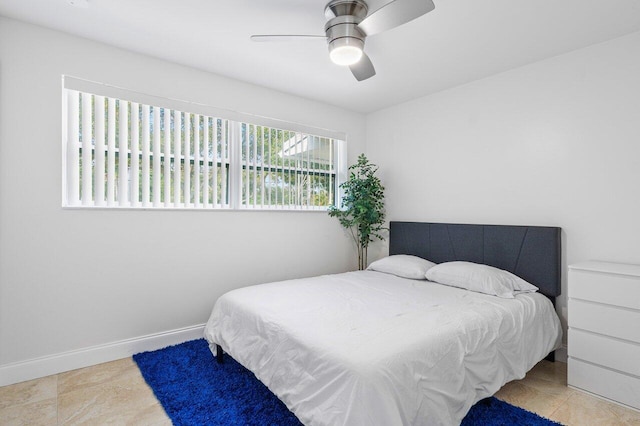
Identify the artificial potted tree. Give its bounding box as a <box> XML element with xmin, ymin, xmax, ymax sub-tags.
<box><xmin>329</xmin><ymin>154</ymin><xmax>386</xmax><ymax>270</ymax></box>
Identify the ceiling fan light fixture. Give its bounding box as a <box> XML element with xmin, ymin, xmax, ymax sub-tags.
<box><xmin>252</xmin><ymin>0</ymin><xmax>435</xmax><ymax>81</ymax></box>
<box><xmin>329</xmin><ymin>37</ymin><xmax>364</xmax><ymax>66</ymax></box>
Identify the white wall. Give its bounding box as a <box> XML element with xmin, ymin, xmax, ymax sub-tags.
<box><xmin>366</xmin><ymin>31</ymin><xmax>640</xmax><ymax>346</ymax></box>
<box><xmin>0</xmin><ymin>17</ymin><xmax>365</xmax><ymax>384</ymax></box>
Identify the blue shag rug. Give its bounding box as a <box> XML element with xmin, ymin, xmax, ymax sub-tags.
<box><xmin>134</xmin><ymin>339</ymin><xmax>562</xmax><ymax>426</ymax></box>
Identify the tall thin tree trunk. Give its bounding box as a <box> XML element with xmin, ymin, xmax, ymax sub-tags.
<box><xmin>362</xmin><ymin>246</ymin><xmax>368</xmax><ymax>270</ymax></box>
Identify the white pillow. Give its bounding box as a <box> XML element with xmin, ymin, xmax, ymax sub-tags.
<box><xmin>367</xmin><ymin>255</ymin><xmax>436</xmax><ymax>280</ymax></box>
<box><xmin>425</xmin><ymin>261</ymin><xmax>539</xmax><ymax>298</ymax></box>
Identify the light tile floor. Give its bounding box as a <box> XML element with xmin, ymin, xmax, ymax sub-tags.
<box><xmin>1</xmin><ymin>358</ymin><xmax>639</xmax><ymax>425</ymax></box>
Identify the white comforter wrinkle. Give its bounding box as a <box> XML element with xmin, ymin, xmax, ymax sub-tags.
<box><xmin>204</xmin><ymin>270</ymin><xmax>562</xmax><ymax>426</ymax></box>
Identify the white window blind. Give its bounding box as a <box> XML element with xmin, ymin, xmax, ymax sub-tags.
<box><xmin>62</xmin><ymin>80</ymin><xmax>344</xmax><ymax>210</ymax></box>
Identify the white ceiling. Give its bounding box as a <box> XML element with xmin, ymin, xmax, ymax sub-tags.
<box><xmin>1</xmin><ymin>0</ymin><xmax>640</xmax><ymax>113</ymax></box>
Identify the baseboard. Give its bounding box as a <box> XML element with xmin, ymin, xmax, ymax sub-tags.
<box><xmin>0</xmin><ymin>323</ymin><xmax>205</xmax><ymax>387</ymax></box>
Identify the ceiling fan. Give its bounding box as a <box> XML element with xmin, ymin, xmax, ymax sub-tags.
<box><xmin>250</xmin><ymin>0</ymin><xmax>435</xmax><ymax>82</ymax></box>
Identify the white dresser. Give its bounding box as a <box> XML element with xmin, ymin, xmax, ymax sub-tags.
<box><xmin>568</xmin><ymin>261</ymin><xmax>640</xmax><ymax>411</ymax></box>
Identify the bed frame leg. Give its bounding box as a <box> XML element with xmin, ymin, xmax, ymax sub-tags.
<box><xmin>545</xmin><ymin>350</ymin><xmax>555</xmax><ymax>362</ymax></box>
<box><xmin>216</xmin><ymin>344</ymin><xmax>224</xmax><ymax>364</ymax></box>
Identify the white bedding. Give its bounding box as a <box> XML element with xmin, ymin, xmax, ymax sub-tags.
<box><xmin>204</xmin><ymin>270</ymin><xmax>562</xmax><ymax>426</ymax></box>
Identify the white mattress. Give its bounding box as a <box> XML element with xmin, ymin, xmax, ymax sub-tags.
<box><xmin>204</xmin><ymin>270</ymin><xmax>562</xmax><ymax>426</ymax></box>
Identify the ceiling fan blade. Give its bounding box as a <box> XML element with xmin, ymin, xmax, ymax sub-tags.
<box><xmin>357</xmin><ymin>0</ymin><xmax>435</xmax><ymax>36</ymax></box>
<box><xmin>250</xmin><ymin>35</ymin><xmax>326</xmax><ymax>42</ymax></box>
<box><xmin>349</xmin><ymin>53</ymin><xmax>376</xmax><ymax>81</ymax></box>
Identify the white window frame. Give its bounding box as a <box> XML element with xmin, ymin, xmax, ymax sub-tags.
<box><xmin>62</xmin><ymin>76</ymin><xmax>347</xmax><ymax>211</ymax></box>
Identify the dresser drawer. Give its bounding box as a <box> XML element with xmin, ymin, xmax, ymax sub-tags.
<box><xmin>569</xmin><ymin>358</ymin><xmax>640</xmax><ymax>411</ymax></box>
<box><xmin>568</xmin><ymin>328</ymin><xmax>640</xmax><ymax>377</ymax></box>
<box><xmin>569</xmin><ymin>299</ymin><xmax>640</xmax><ymax>344</ymax></box>
<box><xmin>569</xmin><ymin>269</ymin><xmax>640</xmax><ymax>310</ymax></box>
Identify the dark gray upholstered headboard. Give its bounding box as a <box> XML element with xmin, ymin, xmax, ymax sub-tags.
<box><xmin>389</xmin><ymin>222</ymin><xmax>561</xmax><ymax>301</ymax></box>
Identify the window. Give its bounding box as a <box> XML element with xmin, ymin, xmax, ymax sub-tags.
<box><xmin>62</xmin><ymin>78</ymin><xmax>345</xmax><ymax>210</ymax></box>
<box><xmin>239</xmin><ymin>125</ymin><xmax>337</xmax><ymax>209</ymax></box>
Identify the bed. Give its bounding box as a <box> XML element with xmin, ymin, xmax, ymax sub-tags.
<box><xmin>204</xmin><ymin>222</ymin><xmax>563</xmax><ymax>425</ymax></box>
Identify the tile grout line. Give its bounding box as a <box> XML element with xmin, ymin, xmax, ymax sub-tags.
<box><xmin>545</xmin><ymin>388</ymin><xmax>576</xmax><ymax>424</ymax></box>
<box><xmin>56</xmin><ymin>373</ymin><xmax>60</xmax><ymax>426</ymax></box>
